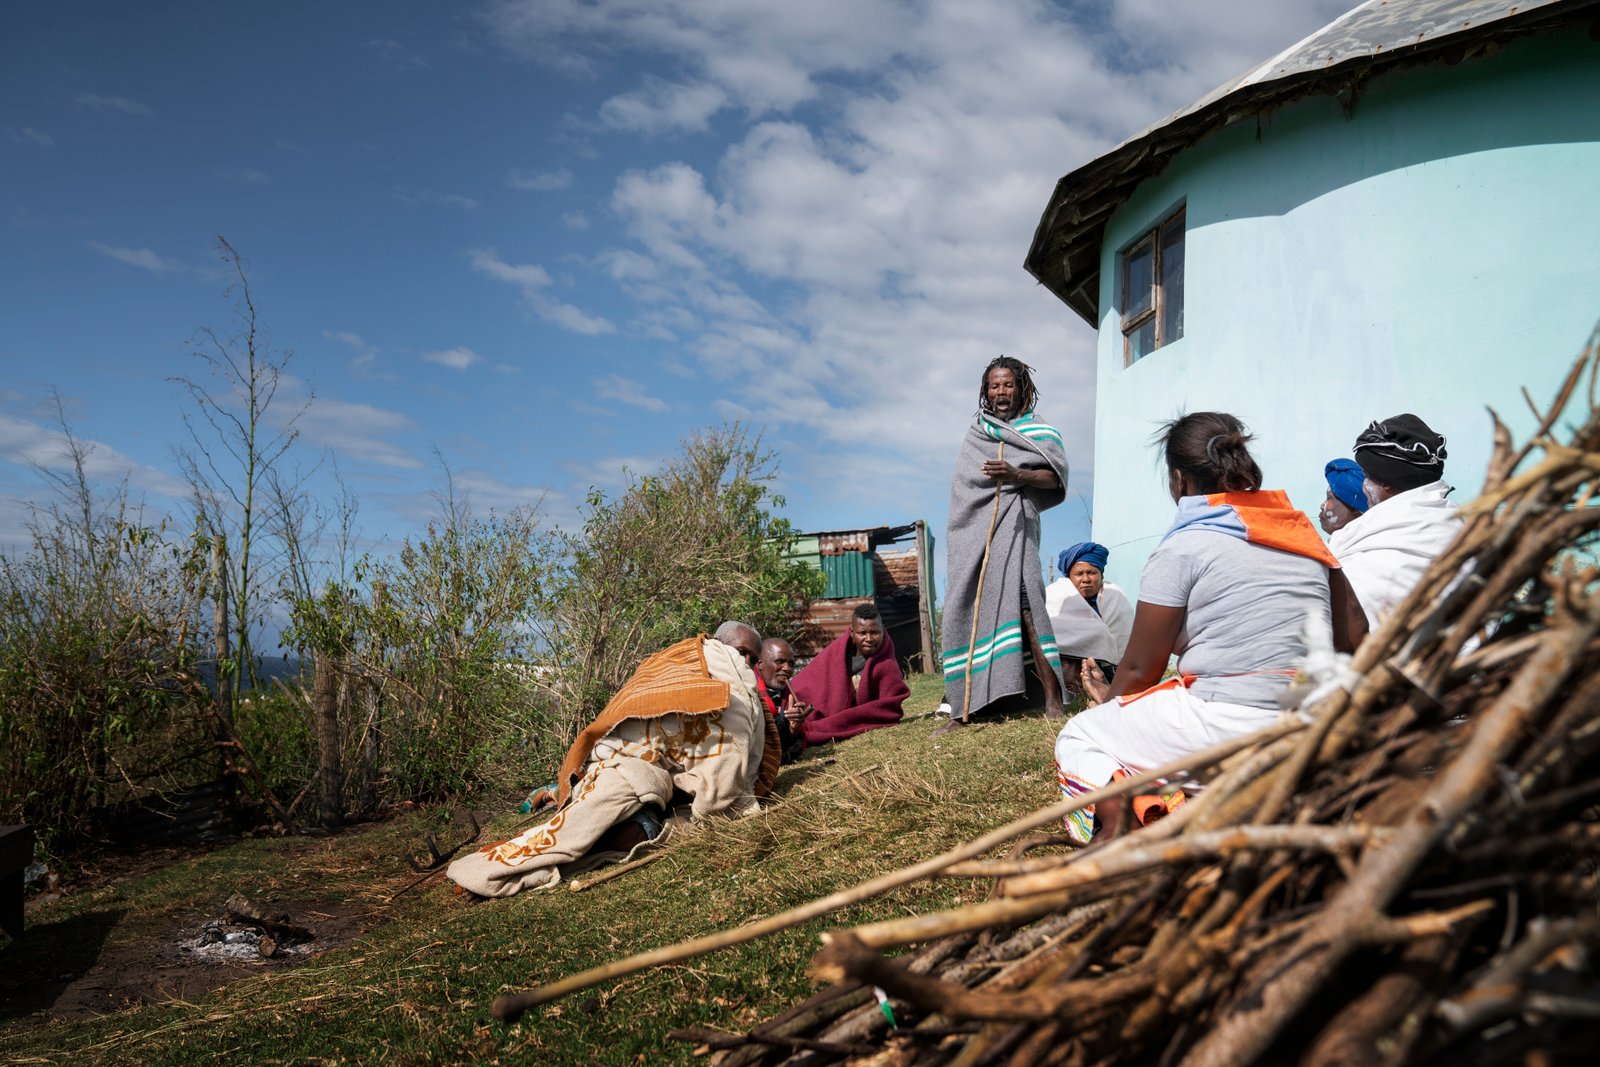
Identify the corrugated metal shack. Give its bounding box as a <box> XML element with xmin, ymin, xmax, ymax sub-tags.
<box><xmin>785</xmin><ymin>522</ymin><xmax>938</xmax><ymax>673</ymax></box>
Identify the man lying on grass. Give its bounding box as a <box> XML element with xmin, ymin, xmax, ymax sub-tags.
<box><xmin>447</xmin><ymin>622</ymin><xmax>778</xmax><ymax>898</ymax></box>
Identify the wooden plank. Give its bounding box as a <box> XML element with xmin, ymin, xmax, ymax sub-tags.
<box><xmin>914</xmin><ymin>520</ymin><xmax>935</xmax><ymax>674</ymax></box>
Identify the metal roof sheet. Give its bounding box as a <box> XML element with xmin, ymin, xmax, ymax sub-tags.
<box><xmin>1024</xmin><ymin>0</ymin><xmax>1600</xmax><ymax>323</ymax></box>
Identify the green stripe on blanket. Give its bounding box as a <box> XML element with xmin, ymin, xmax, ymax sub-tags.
<box><xmin>942</xmin><ymin>622</ymin><xmax>1063</xmax><ymax>681</ymax></box>
<box><xmin>942</xmin><ymin>620</ymin><xmax>1022</xmax><ymax>666</ymax></box>
<box><xmin>979</xmin><ymin>411</ymin><xmax>1064</xmax><ymax>449</ymax></box>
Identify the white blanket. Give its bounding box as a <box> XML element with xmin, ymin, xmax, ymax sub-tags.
<box><xmin>1045</xmin><ymin>578</ymin><xmax>1134</xmax><ymax>663</ymax></box>
<box><xmin>1329</xmin><ymin>480</ymin><xmax>1463</xmax><ymax>629</ymax></box>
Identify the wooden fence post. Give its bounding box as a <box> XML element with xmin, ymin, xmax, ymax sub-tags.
<box><xmin>359</xmin><ymin>581</ymin><xmax>387</xmax><ymax>817</ymax></box>
<box><xmin>314</xmin><ymin>651</ymin><xmax>342</xmax><ymax>827</ymax></box>
<box><xmin>211</xmin><ymin>540</ymin><xmax>235</xmax><ymax>764</ymax></box>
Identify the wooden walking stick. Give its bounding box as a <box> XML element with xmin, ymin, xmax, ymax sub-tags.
<box><xmin>961</xmin><ymin>440</ymin><xmax>1005</xmax><ymax>724</ymax></box>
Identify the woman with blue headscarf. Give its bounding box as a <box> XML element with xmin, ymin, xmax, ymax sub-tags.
<box><xmin>1318</xmin><ymin>458</ymin><xmax>1368</xmax><ymax>535</ymax></box>
<box><xmin>1044</xmin><ymin>540</ymin><xmax>1134</xmax><ymax>682</ymax></box>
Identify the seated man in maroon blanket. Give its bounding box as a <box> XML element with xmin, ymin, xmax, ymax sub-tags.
<box><xmin>790</xmin><ymin>604</ymin><xmax>909</xmax><ymax>744</ymax></box>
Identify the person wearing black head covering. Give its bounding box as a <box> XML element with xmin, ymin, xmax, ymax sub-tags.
<box><xmin>1351</xmin><ymin>413</ymin><xmax>1449</xmax><ymax>502</ymax></box>
<box><xmin>1331</xmin><ymin>414</ymin><xmax>1463</xmax><ymax>630</ymax></box>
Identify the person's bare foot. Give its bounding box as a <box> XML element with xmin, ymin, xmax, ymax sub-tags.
<box><xmin>1044</xmin><ymin>704</ymin><xmax>1066</xmax><ymax>721</ymax></box>
<box><xmin>931</xmin><ymin>717</ymin><xmax>967</xmax><ymax>738</ymax></box>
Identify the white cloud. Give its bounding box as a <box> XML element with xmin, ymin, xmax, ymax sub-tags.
<box><xmin>562</xmin><ymin>211</ymin><xmax>590</xmax><ymax>230</ymax></box>
<box><xmin>274</xmin><ymin>138</ymin><xmax>310</xmax><ymax>153</ymax></box>
<box><xmin>468</xmin><ymin>247</ymin><xmax>552</xmax><ymax>289</ymax></box>
<box><xmin>294</xmin><ymin>395</ymin><xmax>423</xmax><ymax>470</ymax></box>
<box><xmin>380</xmin><ymin>470</ymin><xmax>562</xmax><ymax>528</ymax></box>
<box><xmin>366</xmin><ymin>36</ymin><xmax>429</xmax><ymax>70</ymax></box>
<box><xmin>86</xmin><ymin>241</ymin><xmax>186</xmax><ymax>273</ymax></box>
<box><xmin>74</xmin><ymin>92</ymin><xmax>152</xmax><ymax>115</ymax></box>
<box><xmin>484</xmin><ymin>0</ymin><xmax>1354</xmax><ymax>518</ymax></box>
<box><xmin>219</xmin><ymin>167</ymin><xmax>272</xmax><ymax>186</ymax></box>
<box><xmin>394</xmin><ymin>188</ymin><xmax>479</xmax><ymax>210</ymax></box>
<box><xmin>537</xmin><ymin>300</ymin><xmax>617</xmax><ymax>336</ymax></box>
<box><xmin>482</xmin><ymin>0</ymin><xmax>916</xmax><ymax>115</ymax></box>
<box><xmin>599</xmin><ymin>77</ymin><xmax>727</xmax><ymax>133</ymax></box>
<box><xmin>5</xmin><ymin>126</ymin><xmax>54</xmax><ymax>148</ymax></box>
<box><xmin>566</xmin><ymin>453</ymin><xmax>667</xmax><ymax>496</ymax></box>
<box><xmin>325</xmin><ymin>330</ymin><xmax>378</xmax><ymax>374</ymax></box>
<box><xmin>595</xmin><ymin>373</ymin><xmax>668</xmax><ymax>412</ymax></box>
<box><xmin>507</xmin><ymin>167</ymin><xmax>573</xmax><ymax>191</ymax></box>
<box><xmin>0</xmin><ymin>412</ymin><xmax>187</xmax><ymax>498</ymax></box>
<box><xmin>468</xmin><ymin>247</ymin><xmax>617</xmax><ymax>335</ymax></box>
<box><xmin>441</xmin><ymin>467</ymin><xmax>550</xmax><ymax>509</ymax></box>
<box><xmin>420</xmin><ymin>346</ymin><xmax>484</xmax><ymax>371</ymax></box>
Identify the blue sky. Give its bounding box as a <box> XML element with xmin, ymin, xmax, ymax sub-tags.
<box><xmin>1</xmin><ymin>0</ymin><xmax>1351</xmax><ymax>585</ymax></box>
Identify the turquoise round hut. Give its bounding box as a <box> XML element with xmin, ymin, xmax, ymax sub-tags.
<box><xmin>1026</xmin><ymin>0</ymin><xmax>1600</xmax><ymax>596</ymax></box>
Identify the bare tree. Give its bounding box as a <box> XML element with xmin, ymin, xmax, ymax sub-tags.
<box><xmin>172</xmin><ymin>236</ymin><xmax>310</xmax><ymax>706</ymax></box>
<box><xmin>171</xmin><ymin>236</ymin><xmax>306</xmax><ymax>822</ymax></box>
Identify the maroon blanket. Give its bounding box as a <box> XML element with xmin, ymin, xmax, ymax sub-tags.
<box><xmin>792</xmin><ymin>630</ymin><xmax>908</xmax><ymax>744</ymax></box>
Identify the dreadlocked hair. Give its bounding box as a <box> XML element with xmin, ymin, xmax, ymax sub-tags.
<box><xmin>978</xmin><ymin>355</ymin><xmax>1039</xmax><ymax>416</ymax></box>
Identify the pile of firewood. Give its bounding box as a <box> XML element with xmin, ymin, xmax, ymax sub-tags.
<box><xmin>493</xmin><ymin>340</ymin><xmax>1600</xmax><ymax>1066</ymax></box>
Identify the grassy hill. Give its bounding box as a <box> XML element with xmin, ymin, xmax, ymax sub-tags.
<box><xmin>1</xmin><ymin>675</ymin><xmax>1072</xmax><ymax>1065</ymax></box>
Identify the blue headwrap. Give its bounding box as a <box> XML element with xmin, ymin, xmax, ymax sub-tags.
<box><xmin>1057</xmin><ymin>541</ymin><xmax>1109</xmax><ymax>578</ymax></box>
<box><xmin>1324</xmin><ymin>458</ymin><xmax>1369</xmax><ymax>514</ymax></box>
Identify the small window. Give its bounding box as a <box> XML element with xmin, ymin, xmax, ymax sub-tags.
<box><xmin>1120</xmin><ymin>207</ymin><xmax>1184</xmax><ymax>364</ymax></box>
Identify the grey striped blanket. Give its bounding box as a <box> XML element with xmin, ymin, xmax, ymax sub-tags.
<box><xmin>941</xmin><ymin>409</ymin><xmax>1070</xmax><ymax>719</ymax></box>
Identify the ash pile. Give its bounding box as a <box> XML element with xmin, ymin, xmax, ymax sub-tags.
<box><xmin>179</xmin><ymin>893</ymin><xmax>316</xmax><ymax>963</ymax></box>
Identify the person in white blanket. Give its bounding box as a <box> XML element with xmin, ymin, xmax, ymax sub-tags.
<box><xmin>1045</xmin><ymin>541</ymin><xmax>1133</xmax><ymax>685</ymax></box>
<box><xmin>1330</xmin><ymin>413</ymin><xmax>1464</xmax><ymax>632</ymax></box>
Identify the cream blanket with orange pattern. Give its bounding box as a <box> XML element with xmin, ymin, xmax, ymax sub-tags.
<box><xmin>447</xmin><ymin>636</ymin><xmax>772</xmax><ymax>898</ymax></box>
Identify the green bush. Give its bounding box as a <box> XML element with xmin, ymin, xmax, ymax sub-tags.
<box><xmin>540</xmin><ymin>423</ymin><xmax>825</xmax><ymax>735</ymax></box>
<box><xmin>233</xmin><ymin>683</ymin><xmax>316</xmax><ymax>806</ymax></box>
<box><xmin>4</xmin><ymin>416</ymin><xmax>824</xmax><ymax>841</ymax></box>
<box><xmin>0</xmin><ymin>494</ymin><xmax>210</xmax><ymax>848</ymax></box>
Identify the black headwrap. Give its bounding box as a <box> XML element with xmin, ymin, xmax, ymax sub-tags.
<box><xmin>1352</xmin><ymin>413</ymin><xmax>1447</xmax><ymax>493</ymax></box>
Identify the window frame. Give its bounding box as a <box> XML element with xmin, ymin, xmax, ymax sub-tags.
<box><xmin>1119</xmin><ymin>206</ymin><xmax>1185</xmax><ymax>366</ymax></box>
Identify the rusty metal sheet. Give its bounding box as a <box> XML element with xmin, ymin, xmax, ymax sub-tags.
<box><xmin>819</xmin><ymin>531</ymin><xmax>871</xmax><ymax>555</ymax></box>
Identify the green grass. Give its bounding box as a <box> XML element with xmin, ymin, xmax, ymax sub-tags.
<box><xmin>1</xmin><ymin>675</ymin><xmax>1076</xmax><ymax>1065</ymax></box>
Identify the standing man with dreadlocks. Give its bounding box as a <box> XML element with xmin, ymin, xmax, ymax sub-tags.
<box><xmin>936</xmin><ymin>356</ymin><xmax>1070</xmax><ymax>736</ymax></box>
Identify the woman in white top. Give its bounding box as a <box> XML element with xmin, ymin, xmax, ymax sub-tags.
<box><xmin>1054</xmin><ymin>412</ymin><xmax>1365</xmax><ymax>844</ymax></box>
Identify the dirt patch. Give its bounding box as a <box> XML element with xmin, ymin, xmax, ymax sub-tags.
<box><xmin>2</xmin><ymin>825</ymin><xmax>442</xmax><ymax>1025</ymax></box>
<box><xmin>3</xmin><ymin>887</ymin><xmax>379</xmax><ymax>1022</ymax></box>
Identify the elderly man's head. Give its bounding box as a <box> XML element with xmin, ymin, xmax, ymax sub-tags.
<box><xmin>759</xmin><ymin>637</ymin><xmax>796</xmax><ymax>689</ymax></box>
<box><xmin>849</xmin><ymin>604</ymin><xmax>885</xmax><ymax>658</ymax></box>
<box><xmin>713</xmin><ymin>620</ymin><xmax>762</xmax><ymax>668</ymax></box>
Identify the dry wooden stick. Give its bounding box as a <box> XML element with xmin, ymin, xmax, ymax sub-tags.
<box><xmin>992</xmin><ymin>825</ymin><xmax>1378</xmax><ymax>897</ymax></box>
<box><xmin>813</xmin><ymin>929</ymin><xmax>1154</xmax><ymax>1023</ymax></box>
<box><xmin>669</xmin><ymin>1026</ymin><xmax>875</xmax><ymax>1057</ymax></box>
<box><xmin>565</xmin><ymin>851</ymin><xmax>663</xmax><ymax>892</ymax></box>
